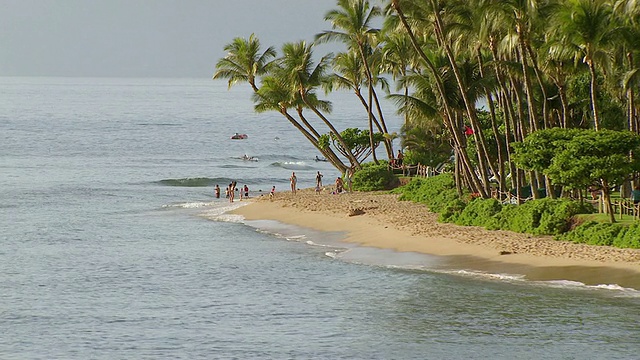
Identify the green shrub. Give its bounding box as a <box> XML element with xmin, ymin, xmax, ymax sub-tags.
<box><xmin>439</xmin><ymin>199</ymin><xmax>467</xmax><ymax>222</ymax></box>
<box><xmin>556</xmin><ymin>221</ymin><xmax>620</xmax><ymax>246</ymax></box>
<box><xmin>495</xmin><ymin>198</ymin><xmax>592</xmax><ymax>235</ymax></box>
<box><xmin>393</xmin><ymin>174</ymin><xmax>461</xmax><ymax>213</ymax></box>
<box><xmin>352</xmin><ymin>162</ymin><xmax>397</xmax><ymax>191</ymax></box>
<box><xmin>455</xmin><ymin>198</ymin><xmax>502</xmax><ymax>227</ymax></box>
<box><xmin>495</xmin><ymin>204</ymin><xmax>531</xmax><ymax>233</ymax></box>
<box><xmin>612</xmin><ymin>223</ymin><xmax>640</xmax><ymax>249</ymax></box>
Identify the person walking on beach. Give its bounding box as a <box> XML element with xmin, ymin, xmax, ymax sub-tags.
<box><xmin>316</xmin><ymin>171</ymin><xmax>323</xmax><ymax>188</ymax></box>
<box><xmin>290</xmin><ymin>172</ymin><xmax>297</xmax><ymax>194</ymax></box>
<box><xmin>269</xmin><ymin>186</ymin><xmax>276</xmax><ymax>200</ymax></box>
<box><xmin>244</xmin><ymin>184</ymin><xmax>249</xmax><ymax>198</ymax></box>
<box><xmin>214</xmin><ymin>184</ymin><xmax>220</xmax><ymax>199</ymax></box>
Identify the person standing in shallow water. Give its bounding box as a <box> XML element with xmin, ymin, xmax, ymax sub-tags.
<box><xmin>290</xmin><ymin>172</ymin><xmax>297</xmax><ymax>194</ymax></box>
<box><xmin>214</xmin><ymin>184</ymin><xmax>220</xmax><ymax>199</ymax></box>
<box><xmin>316</xmin><ymin>171</ymin><xmax>323</xmax><ymax>188</ymax></box>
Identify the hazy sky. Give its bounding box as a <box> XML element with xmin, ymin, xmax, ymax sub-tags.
<box><xmin>0</xmin><ymin>0</ymin><xmax>347</xmax><ymax>78</ymax></box>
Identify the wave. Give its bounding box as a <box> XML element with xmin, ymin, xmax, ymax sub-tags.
<box><xmin>135</xmin><ymin>123</ymin><xmax>182</xmax><ymax>127</ymax></box>
<box><xmin>157</xmin><ymin>177</ymin><xmax>232</xmax><ymax>187</ymax></box>
<box><xmin>219</xmin><ymin>164</ymin><xmax>258</xmax><ymax>169</ymax></box>
<box><xmin>269</xmin><ymin>161</ymin><xmax>314</xmax><ymax>170</ymax></box>
<box><xmin>429</xmin><ymin>269</ymin><xmax>640</xmax><ymax>297</ymax></box>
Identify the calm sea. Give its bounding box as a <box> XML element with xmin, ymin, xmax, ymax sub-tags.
<box><xmin>1</xmin><ymin>77</ymin><xmax>639</xmax><ymax>359</ymax></box>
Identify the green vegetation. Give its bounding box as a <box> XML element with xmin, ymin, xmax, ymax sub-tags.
<box><xmin>391</xmin><ymin>174</ymin><xmax>640</xmax><ymax>249</ymax></box>
<box><xmin>513</xmin><ymin>128</ymin><xmax>640</xmax><ymax>222</ymax></box>
<box><xmin>558</xmin><ymin>222</ymin><xmax>640</xmax><ymax>249</ymax></box>
<box><xmin>214</xmin><ymin>0</ymin><xmax>640</xmax><ymax>245</ymax></box>
<box><xmin>352</xmin><ymin>162</ymin><xmax>398</xmax><ymax>191</ymax></box>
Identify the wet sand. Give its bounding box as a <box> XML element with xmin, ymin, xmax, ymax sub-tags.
<box><xmin>232</xmin><ymin>188</ymin><xmax>640</xmax><ymax>289</ymax></box>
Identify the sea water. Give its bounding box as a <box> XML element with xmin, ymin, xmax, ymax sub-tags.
<box><xmin>1</xmin><ymin>77</ymin><xmax>639</xmax><ymax>359</ymax></box>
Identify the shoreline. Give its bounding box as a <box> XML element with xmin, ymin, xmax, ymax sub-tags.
<box><xmin>232</xmin><ymin>188</ymin><xmax>640</xmax><ymax>289</ymax></box>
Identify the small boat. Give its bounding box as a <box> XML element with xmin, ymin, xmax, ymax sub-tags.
<box><xmin>314</xmin><ymin>156</ymin><xmax>328</xmax><ymax>162</ymax></box>
<box><xmin>231</xmin><ymin>133</ymin><xmax>248</xmax><ymax>140</ymax></box>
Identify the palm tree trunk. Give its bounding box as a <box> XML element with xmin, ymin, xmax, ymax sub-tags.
<box><xmin>300</xmin><ymin>92</ymin><xmax>361</xmax><ymax>169</ymax></box>
<box><xmin>431</xmin><ymin>3</ymin><xmax>491</xmax><ymax>197</ymax></box>
<box><xmin>280</xmin><ymin>108</ymin><xmax>347</xmax><ymax>173</ymax></box>
<box><xmin>588</xmin><ymin>60</ymin><xmax>601</xmax><ymax>131</ymax></box>
<box><xmin>517</xmin><ymin>34</ymin><xmax>538</xmax><ymax>133</ymax></box>
<box><xmin>391</xmin><ymin>0</ymin><xmax>487</xmax><ymax>197</ymax></box>
<box><xmin>369</xmin><ymin>86</ymin><xmax>394</xmax><ymax>160</ymax></box>
<box><xmin>367</xmin><ymin>75</ymin><xmax>378</xmax><ymax>164</ymax></box>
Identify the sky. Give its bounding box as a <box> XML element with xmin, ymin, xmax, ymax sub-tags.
<box><xmin>0</xmin><ymin>0</ymin><xmax>349</xmax><ymax>78</ymax></box>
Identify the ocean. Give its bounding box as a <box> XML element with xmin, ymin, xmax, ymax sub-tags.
<box><xmin>1</xmin><ymin>77</ymin><xmax>639</xmax><ymax>359</ymax></box>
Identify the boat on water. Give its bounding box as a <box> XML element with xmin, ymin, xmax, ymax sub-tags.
<box><xmin>231</xmin><ymin>133</ymin><xmax>248</xmax><ymax>140</ymax></box>
<box><xmin>314</xmin><ymin>156</ymin><xmax>328</xmax><ymax>162</ymax></box>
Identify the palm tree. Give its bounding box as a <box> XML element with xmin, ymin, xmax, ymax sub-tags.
<box><xmin>254</xmin><ymin>76</ymin><xmax>348</xmax><ymax>172</ymax></box>
<box><xmin>214</xmin><ymin>35</ymin><xmax>348</xmax><ymax>173</ymax></box>
<box><xmin>316</xmin><ymin>0</ymin><xmax>394</xmax><ymax>163</ymax></box>
<box><xmin>213</xmin><ymin>34</ymin><xmax>276</xmax><ymax>92</ymax></box>
<box><xmin>279</xmin><ymin>41</ymin><xmax>362</xmax><ymax>169</ymax></box>
<box><xmin>389</xmin><ymin>0</ymin><xmax>489</xmax><ymax>197</ymax></box>
<box><xmin>551</xmin><ymin>0</ymin><xmax>618</xmax><ymax>131</ymax></box>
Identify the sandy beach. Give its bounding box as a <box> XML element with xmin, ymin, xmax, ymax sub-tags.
<box><xmin>233</xmin><ymin>188</ymin><xmax>640</xmax><ymax>288</ymax></box>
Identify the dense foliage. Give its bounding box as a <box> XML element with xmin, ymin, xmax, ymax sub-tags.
<box><xmin>215</xmin><ymin>0</ymin><xmax>640</xmax><ymax>242</ymax></box>
<box><xmin>392</xmin><ymin>173</ymin><xmax>460</xmax><ymax>213</ymax></box>
<box><xmin>352</xmin><ymin>162</ymin><xmax>397</xmax><ymax>191</ymax></box>
<box><xmin>395</xmin><ymin>175</ymin><xmax>600</xmax><ymax>239</ymax></box>
<box><xmin>557</xmin><ymin>222</ymin><xmax>640</xmax><ymax>249</ymax></box>
<box><xmin>513</xmin><ymin>128</ymin><xmax>640</xmax><ymax>222</ymax></box>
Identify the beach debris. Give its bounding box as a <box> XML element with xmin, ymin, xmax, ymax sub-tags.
<box><xmin>348</xmin><ymin>208</ymin><xmax>366</xmax><ymax>216</ymax></box>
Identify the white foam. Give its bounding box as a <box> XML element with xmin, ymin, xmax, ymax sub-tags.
<box><xmin>325</xmin><ymin>250</ymin><xmax>342</xmax><ymax>259</ymax></box>
<box><xmin>542</xmin><ymin>281</ymin><xmax>640</xmax><ymax>297</ymax></box>
<box><xmin>432</xmin><ymin>269</ymin><xmax>527</xmax><ymax>282</ymax></box>
<box><xmin>198</xmin><ymin>201</ymin><xmax>249</xmax><ymax>223</ymax></box>
<box><xmin>164</xmin><ymin>201</ymin><xmax>214</xmax><ymax>209</ymax></box>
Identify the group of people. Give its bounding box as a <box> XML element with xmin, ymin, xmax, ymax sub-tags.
<box><xmin>390</xmin><ymin>149</ymin><xmax>404</xmax><ymax>168</ymax></box>
<box><xmin>291</xmin><ymin>169</ymin><xmax>353</xmax><ymax>195</ymax></box>
<box><xmin>213</xmin><ymin>168</ymin><xmax>354</xmax><ymax>202</ymax></box>
<box><xmin>214</xmin><ymin>182</ymin><xmax>250</xmax><ymax>202</ymax></box>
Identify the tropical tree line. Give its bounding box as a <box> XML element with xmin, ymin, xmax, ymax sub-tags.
<box><xmin>214</xmin><ymin>0</ymin><xmax>640</xmax><ymax>205</ymax></box>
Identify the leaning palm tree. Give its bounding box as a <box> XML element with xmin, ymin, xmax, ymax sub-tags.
<box><xmin>327</xmin><ymin>51</ymin><xmax>390</xmax><ymax>144</ymax></box>
<box><xmin>316</xmin><ymin>0</ymin><xmax>393</xmax><ymax>163</ymax></box>
<box><xmin>279</xmin><ymin>40</ymin><xmax>362</xmax><ymax>169</ymax></box>
<box><xmin>253</xmin><ymin>76</ymin><xmax>348</xmax><ymax>172</ymax></box>
<box><xmin>213</xmin><ymin>34</ymin><xmax>276</xmax><ymax>92</ymax></box>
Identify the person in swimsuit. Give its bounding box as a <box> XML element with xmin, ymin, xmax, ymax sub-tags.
<box><xmin>290</xmin><ymin>172</ymin><xmax>297</xmax><ymax>194</ymax></box>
